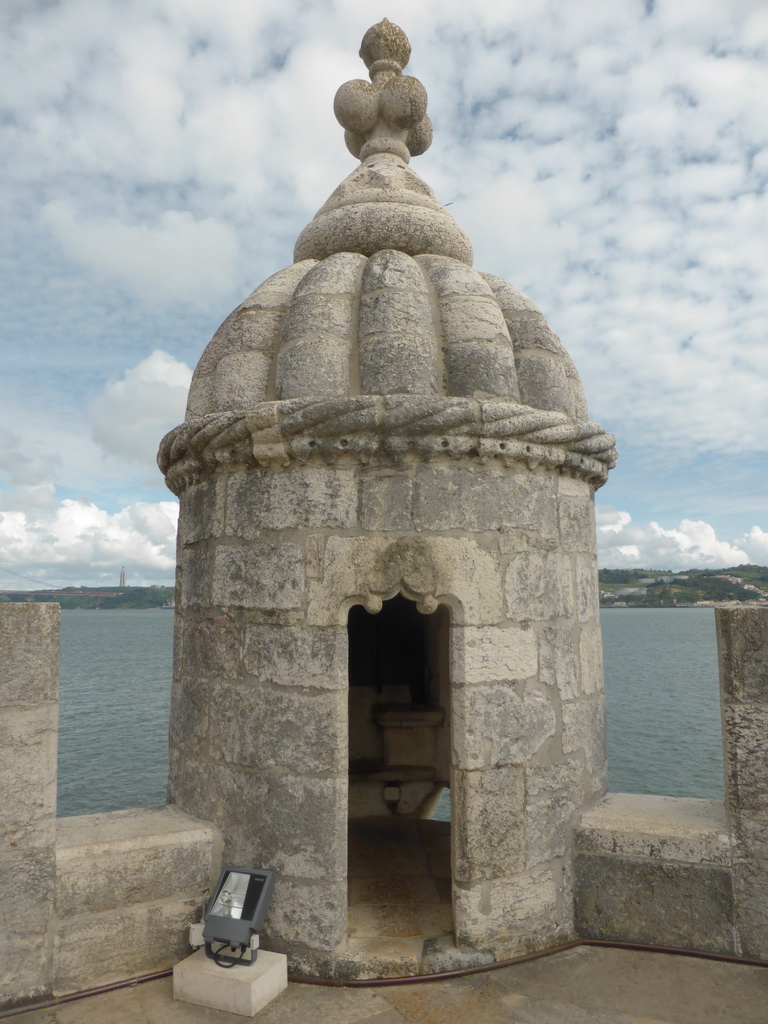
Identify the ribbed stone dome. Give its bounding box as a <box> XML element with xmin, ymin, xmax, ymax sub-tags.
<box><xmin>185</xmin><ymin>250</ymin><xmax>587</xmax><ymax>420</ymax></box>
<box><xmin>158</xmin><ymin>18</ymin><xmax>615</xmax><ymax>495</ymax></box>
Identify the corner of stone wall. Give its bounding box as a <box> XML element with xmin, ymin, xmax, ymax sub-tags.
<box><xmin>0</xmin><ymin>601</ymin><xmax>223</xmax><ymax>1009</ymax></box>
<box><xmin>52</xmin><ymin>805</ymin><xmax>222</xmax><ymax>995</ymax></box>
<box><xmin>0</xmin><ymin>603</ymin><xmax>59</xmax><ymax>1011</ymax></box>
<box><xmin>574</xmin><ymin>793</ymin><xmax>736</xmax><ymax>954</ymax></box>
<box><xmin>717</xmin><ymin>606</ymin><xmax>768</xmax><ymax>959</ymax></box>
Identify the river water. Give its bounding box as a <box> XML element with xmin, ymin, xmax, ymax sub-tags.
<box><xmin>55</xmin><ymin>607</ymin><xmax>724</xmax><ymax>817</ymax></box>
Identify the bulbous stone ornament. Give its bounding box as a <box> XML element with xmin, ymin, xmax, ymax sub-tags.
<box><xmin>360</xmin><ymin>17</ymin><xmax>411</xmax><ymax>71</ymax></box>
<box><xmin>333</xmin><ymin>18</ymin><xmax>433</xmax><ymax>161</ymax></box>
<box><xmin>294</xmin><ymin>19</ymin><xmax>470</xmax><ymax>263</ymax></box>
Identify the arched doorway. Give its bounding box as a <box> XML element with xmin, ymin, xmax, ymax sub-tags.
<box><xmin>346</xmin><ymin>594</ymin><xmax>453</xmax><ymax>964</ymax></box>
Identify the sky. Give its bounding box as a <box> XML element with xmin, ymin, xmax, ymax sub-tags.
<box><xmin>1</xmin><ymin>0</ymin><xmax>767</xmax><ymax>587</ymax></box>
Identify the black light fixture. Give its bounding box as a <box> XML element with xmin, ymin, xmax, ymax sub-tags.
<box><xmin>202</xmin><ymin>867</ymin><xmax>275</xmax><ymax>967</ymax></box>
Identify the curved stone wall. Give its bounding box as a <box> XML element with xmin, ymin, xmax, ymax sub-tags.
<box><xmin>167</xmin><ymin>456</ymin><xmax>606</xmax><ymax>972</ymax></box>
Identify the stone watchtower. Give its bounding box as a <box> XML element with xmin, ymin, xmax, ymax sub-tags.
<box><xmin>159</xmin><ymin>20</ymin><xmax>616</xmax><ymax>977</ymax></box>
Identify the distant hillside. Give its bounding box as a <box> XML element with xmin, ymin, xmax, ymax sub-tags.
<box><xmin>599</xmin><ymin>565</ymin><xmax>768</xmax><ymax>607</ymax></box>
<box><xmin>0</xmin><ymin>586</ymin><xmax>175</xmax><ymax>610</ymax></box>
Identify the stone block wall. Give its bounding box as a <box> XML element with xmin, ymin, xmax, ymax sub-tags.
<box><xmin>53</xmin><ymin>807</ymin><xmax>221</xmax><ymax>994</ymax></box>
<box><xmin>170</xmin><ymin>456</ymin><xmax>607</xmax><ymax>962</ymax></box>
<box><xmin>574</xmin><ymin>608</ymin><xmax>768</xmax><ymax>960</ymax></box>
<box><xmin>574</xmin><ymin>794</ymin><xmax>736</xmax><ymax>954</ymax></box>
<box><xmin>0</xmin><ymin>604</ymin><xmax>58</xmax><ymax>1008</ymax></box>
<box><xmin>717</xmin><ymin>607</ymin><xmax>768</xmax><ymax>958</ymax></box>
<box><xmin>0</xmin><ymin>605</ymin><xmax>221</xmax><ymax>1012</ymax></box>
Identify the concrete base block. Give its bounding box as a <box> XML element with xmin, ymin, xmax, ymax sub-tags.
<box><xmin>173</xmin><ymin>948</ymin><xmax>287</xmax><ymax>1017</ymax></box>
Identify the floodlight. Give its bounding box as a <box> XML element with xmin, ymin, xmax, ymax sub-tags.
<box><xmin>202</xmin><ymin>867</ymin><xmax>275</xmax><ymax>967</ymax></box>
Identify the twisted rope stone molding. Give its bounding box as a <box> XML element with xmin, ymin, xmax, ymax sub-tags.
<box><xmin>158</xmin><ymin>396</ymin><xmax>617</xmax><ymax>496</ymax></box>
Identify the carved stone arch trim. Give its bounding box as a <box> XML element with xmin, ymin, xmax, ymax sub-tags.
<box><xmin>360</xmin><ymin>538</ymin><xmax>459</xmax><ymax>616</ymax></box>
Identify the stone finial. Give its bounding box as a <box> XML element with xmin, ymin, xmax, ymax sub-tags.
<box><xmin>333</xmin><ymin>19</ymin><xmax>432</xmax><ymax>163</ymax></box>
<box><xmin>293</xmin><ymin>19</ymin><xmax>471</xmax><ymax>265</ymax></box>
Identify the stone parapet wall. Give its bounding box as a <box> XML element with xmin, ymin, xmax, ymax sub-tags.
<box><xmin>53</xmin><ymin>806</ymin><xmax>221</xmax><ymax>994</ymax></box>
<box><xmin>0</xmin><ymin>604</ymin><xmax>59</xmax><ymax>1009</ymax></box>
<box><xmin>574</xmin><ymin>794</ymin><xmax>736</xmax><ymax>954</ymax></box>
<box><xmin>717</xmin><ymin>607</ymin><xmax>768</xmax><ymax>958</ymax></box>
<box><xmin>574</xmin><ymin>608</ymin><xmax>768</xmax><ymax>960</ymax></box>
<box><xmin>0</xmin><ymin>605</ymin><xmax>220</xmax><ymax>1010</ymax></box>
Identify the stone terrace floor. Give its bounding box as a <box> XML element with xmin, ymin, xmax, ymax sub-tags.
<box><xmin>9</xmin><ymin>946</ymin><xmax>768</xmax><ymax>1024</ymax></box>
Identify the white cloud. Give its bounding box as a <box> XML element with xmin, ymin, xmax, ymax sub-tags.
<box><xmin>0</xmin><ymin>498</ymin><xmax>178</xmax><ymax>588</ymax></box>
<box><xmin>739</xmin><ymin>525</ymin><xmax>768</xmax><ymax>564</ymax></box>
<box><xmin>0</xmin><ymin>428</ymin><xmax>57</xmax><ymax>488</ymax></box>
<box><xmin>41</xmin><ymin>202</ymin><xmax>240</xmax><ymax>306</ymax></box>
<box><xmin>596</xmin><ymin>506</ymin><xmax>767</xmax><ymax>569</ymax></box>
<box><xmin>90</xmin><ymin>351</ymin><xmax>192</xmax><ymax>462</ymax></box>
<box><xmin>1</xmin><ymin>0</ymin><xmax>767</xmax><ymax>586</ymax></box>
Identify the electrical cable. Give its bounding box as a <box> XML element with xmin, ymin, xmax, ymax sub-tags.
<box><xmin>2</xmin><ymin>937</ymin><xmax>767</xmax><ymax>1018</ymax></box>
<box><xmin>208</xmin><ymin>940</ymin><xmax>248</xmax><ymax>968</ymax></box>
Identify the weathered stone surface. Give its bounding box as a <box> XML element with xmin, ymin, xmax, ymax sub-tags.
<box><xmin>574</xmin><ymin>553</ymin><xmax>600</xmax><ymax>623</ymax></box>
<box><xmin>294</xmin><ymin>153</ymin><xmax>473</xmax><ymax>266</ymax></box>
<box><xmin>277</xmin><ymin>336</ymin><xmax>351</xmax><ymax>399</ymax></box>
<box><xmin>439</xmin><ymin>292</ymin><xmax>511</xmax><ymax>346</ymax></box>
<box><xmin>716</xmin><ymin>607</ymin><xmax>768</xmax><ymax>702</ymax></box>
<box><xmin>56</xmin><ymin>806</ymin><xmax>219</xmax><ymax>917</ymax></box>
<box><xmin>358</xmin><ymin>252</ymin><xmax>439</xmax><ymax>396</ymax></box>
<box><xmin>242</xmin><ymin>624</ymin><xmax>347</xmax><ymax>689</ymax></box>
<box><xmin>575</xmin><ymin>853</ymin><xmax>736</xmax><ymax>955</ymax></box>
<box><xmin>526</xmin><ymin>788</ymin><xmax>580</xmax><ymax>867</ymax></box>
<box><xmin>283</xmin><ymin>291</ymin><xmax>356</xmax><ymax>343</ymax></box>
<box><xmin>177</xmin><ymin>610</ymin><xmax>243</xmax><ymax>679</ymax></box>
<box><xmin>720</xmin><ymin>703</ymin><xmax>768</xmax><ymax>818</ymax></box>
<box><xmin>558</xmin><ymin>495</ymin><xmax>596</xmax><ymax>553</ymax></box>
<box><xmin>0</xmin><ymin>705</ymin><xmax>57</xmax><ymax>836</ymax></box>
<box><xmin>509</xmin><ymin>318</ymin><xmax>566</xmax><ymax>355</ymax></box>
<box><xmin>53</xmin><ymin>898</ymin><xmax>201</xmax><ymax>995</ymax></box>
<box><xmin>178</xmin><ymin>543</ymin><xmax>213</xmax><ymax>608</ymax></box>
<box><xmin>579</xmin><ymin>624</ymin><xmax>604</xmax><ymax>695</ymax></box>
<box><xmin>0</xmin><ymin>843</ymin><xmax>55</xmax><ymax>1009</ymax></box>
<box><xmin>504</xmin><ymin>550</ymin><xmax>573</xmax><ymax>621</ymax></box>
<box><xmin>169</xmin><ymin>758</ymin><xmax>346</xmax><ymax>882</ymax></box>
<box><xmin>453</xmin><ymin>766</ymin><xmax>525</xmax><ymax>881</ymax></box>
<box><xmin>213</xmin><ymin>349</ymin><xmax>271</xmax><ymax>409</ymax></box>
<box><xmin>265</xmin><ymin>879</ymin><xmax>347</xmax><ymax>952</ymax></box>
<box><xmin>577</xmin><ymin>794</ymin><xmax>731</xmax><ymax>865</ymax></box>
<box><xmin>526</xmin><ymin>758</ymin><xmax>584</xmax><ymax>801</ymax></box>
<box><xmin>539</xmin><ymin>624</ymin><xmax>579</xmax><ymax>700</ymax></box>
<box><xmin>562</xmin><ymin>696</ymin><xmax>606</xmax><ymax>761</ymax></box>
<box><xmin>0</xmin><ymin>605</ymin><xmax>58</xmax><ymax>1010</ymax></box>
<box><xmin>420</xmin><ymin>935</ymin><xmax>495</xmax><ymax>974</ymax></box>
<box><xmin>453</xmin><ymin>685</ymin><xmax>556</xmax><ymax>770</ymax></box>
<box><xmin>717</xmin><ymin>608</ymin><xmax>768</xmax><ymax>956</ymax></box>
<box><xmin>0</xmin><ymin>603</ymin><xmax>59</xmax><ymax>707</ymax></box>
<box><xmin>444</xmin><ymin>340</ymin><xmax>519</xmax><ymax>399</ymax></box>
<box><xmin>454</xmin><ymin>866</ymin><xmax>560</xmax><ymax>951</ymax></box>
<box><xmin>515</xmin><ymin>351</ymin><xmax>573</xmax><ymax>416</ymax></box>
<box><xmin>359</xmin><ymin>472</ymin><xmax>414</xmax><ymax>530</ymax></box>
<box><xmin>209</xmin><ymin>681</ymin><xmax>346</xmax><ymax>772</ymax></box>
<box><xmin>452</xmin><ymin>625</ymin><xmax>538</xmax><ymax>684</ymax></box>
<box><xmin>225</xmin><ymin>466</ymin><xmax>357</xmax><ymax>533</ymax></box>
<box><xmin>211</xmin><ymin>542</ymin><xmax>304</xmax><ymax>609</ymax></box>
<box><xmin>410</xmin><ymin>463</ymin><xmax>556</xmax><ymax>536</ymax></box>
<box><xmin>558</xmin><ymin>474</ymin><xmax>592</xmax><ymax>499</ymax></box>
<box><xmin>729</xmin><ymin>822</ymin><xmax>768</xmax><ymax>958</ymax></box>
<box><xmin>178</xmin><ymin>479</ymin><xmax>225</xmax><ymax>546</ymax></box>
<box><xmin>359</xmin><ymin>331</ymin><xmax>439</xmax><ymax>396</ymax></box>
